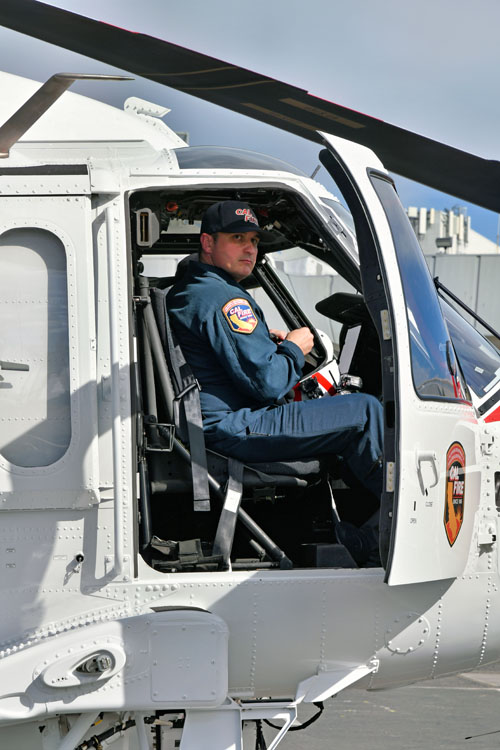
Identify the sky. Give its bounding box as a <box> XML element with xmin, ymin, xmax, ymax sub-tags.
<box><xmin>1</xmin><ymin>0</ymin><xmax>500</xmax><ymax>242</ymax></box>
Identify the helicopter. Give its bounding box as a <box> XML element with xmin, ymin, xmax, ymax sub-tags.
<box><xmin>0</xmin><ymin>3</ymin><xmax>500</xmax><ymax>750</ymax></box>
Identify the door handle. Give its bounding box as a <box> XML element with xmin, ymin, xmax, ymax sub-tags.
<box><xmin>0</xmin><ymin>360</ymin><xmax>29</xmax><ymax>371</ymax></box>
<box><xmin>416</xmin><ymin>451</ymin><xmax>439</xmax><ymax>495</ymax></box>
<box><xmin>0</xmin><ymin>360</ymin><xmax>29</xmax><ymax>389</ymax></box>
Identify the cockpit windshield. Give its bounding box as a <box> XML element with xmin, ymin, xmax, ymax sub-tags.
<box><xmin>440</xmin><ymin>296</ymin><xmax>500</xmax><ymax>402</ymax></box>
<box><xmin>173</xmin><ymin>146</ymin><xmax>307</xmax><ymax>175</ymax></box>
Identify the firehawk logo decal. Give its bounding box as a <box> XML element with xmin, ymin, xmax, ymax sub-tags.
<box><xmin>444</xmin><ymin>442</ymin><xmax>465</xmax><ymax>547</ymax></box>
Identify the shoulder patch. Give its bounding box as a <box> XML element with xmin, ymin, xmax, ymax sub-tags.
<box><xmin>222</xmin><ymin>298</ymin><xmax>258</xmax><ymax>334</ymax></box>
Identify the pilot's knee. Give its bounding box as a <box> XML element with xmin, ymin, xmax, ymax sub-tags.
<box><xmin>348</xmin><ymin>392</ymin><xmax>383</xmax><ymax>420</ymax></box>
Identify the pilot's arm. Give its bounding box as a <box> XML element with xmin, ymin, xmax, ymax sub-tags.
<box><xmin>269</xmin><ymin>328</ymin><xmax>287</xmax><ymax>342</ymax></box>
<box><xmin>207</xmin><ymin>295</ymin><xmax>310</xmax><ymax>403</ymax></box>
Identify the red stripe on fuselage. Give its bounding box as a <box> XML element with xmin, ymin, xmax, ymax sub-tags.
<box><xmin>485</xmin><ymin>404</ymin><xmax>500</xmax><ymax>423</ymax></box>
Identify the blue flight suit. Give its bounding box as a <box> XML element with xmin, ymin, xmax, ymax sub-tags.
<box><xmin>166</xmin><ymin>260</ymin><xmax>383</xmax><ymax>498</ymax></box>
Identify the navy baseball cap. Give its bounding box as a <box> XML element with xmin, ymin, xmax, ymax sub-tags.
<box><xmin>200</xmin><ymin>200</ymin><xmax>274</xmax><ymax>241</ymax></box>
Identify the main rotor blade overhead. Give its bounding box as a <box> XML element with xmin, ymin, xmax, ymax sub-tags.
<box><xmin>1</xmin><ymin>0</ymin><xmax>499</xmax><ymax>212</ymax></box>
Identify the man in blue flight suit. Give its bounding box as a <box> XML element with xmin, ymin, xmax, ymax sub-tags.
<box><xmin>166</xmin><ymin>200</ymin><xmax>384</xmax><ymax>502</ymax></box>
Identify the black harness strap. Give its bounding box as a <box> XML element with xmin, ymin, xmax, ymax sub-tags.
<box><xmin>212</xmin><ymin>457</ymin><xmax>244</xmax><ymax>567</ymax></box>
<box><xmin>150</xmin><ymin>287</ymin><xmax>210</xmax><ymax>511</ymax></box>
<box><xmin>162</xmin><ymin>300</ymin><xmax>210</xmax><ymax>511</ymax></box>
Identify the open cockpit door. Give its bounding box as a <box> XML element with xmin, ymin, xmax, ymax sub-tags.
<box><xmin>319</xmin><ymin>133</ymin><xmax>481</xmax><ymax>585</ymax></box>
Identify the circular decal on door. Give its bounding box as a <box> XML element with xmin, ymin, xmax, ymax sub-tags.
<box><xmin>444</xmin><ymin>442</ymin><xmax>465</xmax><ymax>547</ymax></box>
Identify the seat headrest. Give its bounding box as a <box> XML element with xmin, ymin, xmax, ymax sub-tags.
<box><xmin>175</xmin><ymin>252</ymin><xmax>199</xmax><ymax>281</ymax></box>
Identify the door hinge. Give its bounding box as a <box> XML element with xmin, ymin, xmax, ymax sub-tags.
<box><xmin>478</xmin><ymin>517</ymin><xmax>497</xmax><ymax>548</ymax></box>
<box><xmin>480</xmin><ymin>430</ymin><xmax>495</xmax><ymax>456</ymax></box>
<box><xmin>386</xmin><ymin>462</ymin><xmax>395</xmax><ymax>493</ymax></box>
<box><xmin>380</xmin><ymin>309</ymin><xmax>391</xmax><ymax>340</ymax></box>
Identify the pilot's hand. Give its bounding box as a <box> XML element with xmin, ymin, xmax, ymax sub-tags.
<box><xmin>269</xmin><ymin>328</ymin><xmax>287</xmax><ymax>343</ymax></box>
<box><xmin>286</xmin><ymin>327</ymin><xmax>314</xmax><ymax>356</ymax></box>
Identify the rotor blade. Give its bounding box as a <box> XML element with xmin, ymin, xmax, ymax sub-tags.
<box><xmin>1</xmin><ymin>0</ymin><xmax>499</xmax><ymax>212</ymax></box>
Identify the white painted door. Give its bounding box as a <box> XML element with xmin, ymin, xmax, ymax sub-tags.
<box><xmin>0</xmin><ymin>182</ymin><xmax>99</xmax><ymax>510</ymax></box>
<box><xmin>320</xmin><ymin>133</ymin><xmax>481</xmax><ymax>585</ymax></box>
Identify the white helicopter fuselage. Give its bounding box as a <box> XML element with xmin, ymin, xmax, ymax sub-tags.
<box><xmin>1</xmin><ymin>72</ymin><xmax>500</xmax><ymax>750</ymax></box>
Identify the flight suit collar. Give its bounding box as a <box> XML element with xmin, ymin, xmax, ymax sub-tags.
<box><xmin>189</xmin><ymin>259</ymin><xmax>247</xmax><ymax>290</ymax></box>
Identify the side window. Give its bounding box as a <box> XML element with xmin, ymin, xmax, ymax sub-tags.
<box><xmin>370</xmin><ymin>174</ymin><xmax>460</xmax><ymax>401</ymax></box>
<box><xmin>441</xmin><ymin>297</ymin><xmax>500</xmax><ymax>399</ymax></box>
<box><xmin>261</xmin><ymin>246</ymin><xmax>357</xmax><ymax>355</ymax></box>
<box><xmin>0</xmin><ymin>228</ymin><xmax>71</xmax><ymax>467</ymax></box>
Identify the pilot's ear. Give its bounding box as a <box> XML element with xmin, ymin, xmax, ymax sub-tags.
<box><xmin>200</xmin><ymin>232</ymin><xmax>215</xmax><ymax>258</ymax></box>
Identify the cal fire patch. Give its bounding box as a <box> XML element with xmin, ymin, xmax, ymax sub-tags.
<box><xmin>444</xmin><ymin>441</ymin><xmax>465</xmax><ymax>547</ymax></box>
<box><xmin>222</xmin><ymin>298</ymin><xmax>258</xmax><ymax>334</ymax></box>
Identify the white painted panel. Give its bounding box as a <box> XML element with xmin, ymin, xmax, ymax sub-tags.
<box><xmin>0</xmin><ymin>193</ymin><xmax>99</xmax><ymax>509</ymax></box>
<box><xmin>0</xmin><ymin>228</ymin><xmax>71</xmax><ymax>466</ymax></box>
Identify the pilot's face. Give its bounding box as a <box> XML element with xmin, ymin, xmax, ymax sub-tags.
<box><xmin>200</xmin><ymin>231</ymin><xmax>259</xmax><ymax>282</ymax></box>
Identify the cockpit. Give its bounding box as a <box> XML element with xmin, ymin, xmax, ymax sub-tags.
<box><xmin>129</xmin><ymin>177</ymin><xmax>384</xmax><ymax>575</ymax></box>
<box><xmin>128</xmin><ymin>156</ymin><xmax>500</xmax><ymax>578</ymax></box>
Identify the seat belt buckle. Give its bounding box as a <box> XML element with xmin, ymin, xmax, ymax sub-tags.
<box><xmin>194</xmin><ymin>499</ymin><xmax>211</xmax><ymax>512</ymax></box>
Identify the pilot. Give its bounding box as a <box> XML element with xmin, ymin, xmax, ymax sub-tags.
<box><xmin>166</xmin><ymin>200</ymin><xmax>384</xmax><ymax>502</ymax></box>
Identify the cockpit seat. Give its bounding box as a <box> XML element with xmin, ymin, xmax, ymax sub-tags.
<box><xmin>207</xmin><ymin>449</ymin><xmax>321</xmax><ymax>489</ymax></box>
<box><xmin>149</xmin><ymin>281</ymin><xmax>321</xmax><ymax>482</ymax></box>
<box><xmin>316</xmin><ymin>292</ymin><xmax>382</xmax><ymax>397</ymax></box>
<box><xmin>142</xmin><ymin>279</ymin><xmax>324</xmax><ymax>568</ymax></box>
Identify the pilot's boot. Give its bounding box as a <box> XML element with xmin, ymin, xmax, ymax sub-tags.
<box><xmin>334</xmin><ymin>510</ymin><xmax>380</xmax><ymax>567</ymax></box>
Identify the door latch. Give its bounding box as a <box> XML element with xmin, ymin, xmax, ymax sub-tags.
<box><xmin>416</xmin><ymin>451</ymin><xmax>439</xmax><ymax>496</ymax></box>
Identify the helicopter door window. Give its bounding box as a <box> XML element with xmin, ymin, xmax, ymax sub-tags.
<box><xmin>370</xmin><ymin>174</ymin><xmax>462</xmax><ymax>401</ymax></box>
<box><xmin>265</xmin><ymin>246</ymin><xmax>357</xmax><ymax>356</ymax></box>
<box><xmin>0</xmin><ymin>228</ymin><xmax>71</xmax><ymax>467</ymax></box>
<box><xmin>249</xmin><ymin>280</ymin><xmax>287</xmax><ymax>332</ymax></box>
<box><xmin>441</xmin><ymin>296</ymin><xmax>500</xmax><ymax>401</ymax></box>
